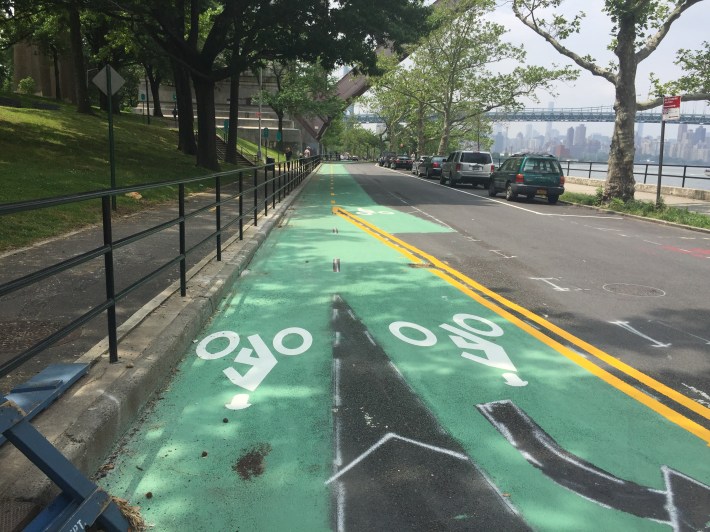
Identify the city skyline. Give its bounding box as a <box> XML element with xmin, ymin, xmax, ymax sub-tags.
<box><xmin>493</xmin><ymin>119</ymin><xmax>709</xmax><ymax>164</ymax></box>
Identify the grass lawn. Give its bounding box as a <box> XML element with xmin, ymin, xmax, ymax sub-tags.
<box><xmin>0</xmin><ymin>93</ymin><xmax>264</xmax><ymax>251</ymax></box>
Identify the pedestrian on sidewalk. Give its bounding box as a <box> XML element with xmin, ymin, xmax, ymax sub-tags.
<box><xmin>285</xmin><ymin>146</ymin><xmax>293</xmax><ymax>169</ymax></box>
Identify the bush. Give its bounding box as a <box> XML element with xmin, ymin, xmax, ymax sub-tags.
<box><xmin>17</xmin><ymin>76</ymin><xmax>36</xmax><ymax>95</ymax></box>
<box><xmin>595</xmin><ymin>187</ymin><xmax>604</xmax><ymax>206</ymax></box>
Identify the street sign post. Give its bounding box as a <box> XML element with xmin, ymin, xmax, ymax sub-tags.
<box><xmin>92</xmin><ymin>65</ymin><xmax>125</xmax><ymax>210</ymax></box>
<box><xmin>657</xmin><ymin>96</ymin><xmax>681</xmax><ymax>206</ymax></box>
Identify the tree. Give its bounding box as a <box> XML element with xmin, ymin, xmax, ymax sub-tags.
<box><xmin>257</xmin><ymin>61</ymin><xmax>344</xmax><ymax>154</ymax></box>
<box><xmin>363</xmin><ymin>83</ymin><xmax>412</xmax><ymax>152</ymax></box>
<box><xmin>406</xmin><ymin>0</ymin><xmax>577</xmax><ymax>156</ymax></box>
<box><xmin>651</xmin><ymin>41</ymin><xmax>710</xmax><ymax>96</ymax></box>
<box><xmin>512</xmin><ymin>0</ymin><xmax>710</xmax><ymax>201</ymax></box>
<box><xmin>113</xmin><ymin>0</ymin><xmax>432</xmax><ymax>170</ymax></box>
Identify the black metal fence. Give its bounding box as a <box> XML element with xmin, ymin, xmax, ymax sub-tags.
<box><xmin>559</xmin><ymin>160</ymin><xmax>710</xmax><ymax>190</ymax></box>
<box><xmin>0</xmin><ymin>157</ymin><xmax>319</xmax><ymax>381</ymax></box>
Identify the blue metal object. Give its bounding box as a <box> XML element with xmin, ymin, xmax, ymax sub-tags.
<box><xmin>0</xmin><ymin>363</ymin><xmax>88</xmax><ymax>447</ymax></box>
<box><xmin>1</xmin><ymin>364</ymin><xmax>129</xmax><ymax>531</ymax></box>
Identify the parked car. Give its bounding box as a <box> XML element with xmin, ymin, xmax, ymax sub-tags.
<box><xmin>417</xmin><ymin>155</ymin><xmax>446</xmax><ymax>178</ymax></box>
<box><xmin>378</xmin><ymin>152</ymin><xmax>396</xmax><ymax>166</ymax></box>
<box><xmin>488</xmin><ymin>153</ymin><xmax>565</xmax><ymax>204</ymax></box>
<box><xmin>440</xmin><ymin>151</ymin><xmax>494</xmax><ymax>187</ymax></box>
<box><xmin>390</xmin><ymin>155</ymin><xmax>413</xmax><ymax>170</ymax></box>
<box><xmin>412</xmin><ymin>156</ymin><xmax>428</xmax><ymax>174</ymax></box>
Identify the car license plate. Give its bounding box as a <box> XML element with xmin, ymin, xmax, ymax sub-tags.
<box><xmin>472</xmin><ymin>165</ymin><xmax>481</xmax><ymax>171</ymax></box>
<box><xmin>537</xmin><ymin>188</ymin><xmax>547</xmax><ymax>195</ymax></box>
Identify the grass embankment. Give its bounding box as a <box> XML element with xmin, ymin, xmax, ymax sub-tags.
<box><xmin>0</xmin><ymin>93</ymin><xmax>263</xmax><ymax>252</ymax></box>
<box><xmin>563</xmin><ymin>189</ymin><xmax>710</xmax><ymax>230</ymax></box>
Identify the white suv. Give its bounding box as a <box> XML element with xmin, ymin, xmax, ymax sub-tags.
<box><xmin>440</xmin><ymin>151</ymin><xmax>495</xmax><ymax>188</ymax></box>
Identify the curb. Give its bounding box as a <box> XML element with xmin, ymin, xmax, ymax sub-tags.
<box><xmin>0</xmin><ymin>172</ymin><xmax>314</xmax><ymax>527</ymax></box>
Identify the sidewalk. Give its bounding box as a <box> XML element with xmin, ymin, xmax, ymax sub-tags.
<box><xmin>564</xmin><ymin>176</ymin><xmax>710</xmax><ymax>215</ymax></box>
<box><xmin>0</xmin><ymin>178</ymin><xmax>309</xmax><ymax>530</ymax></box>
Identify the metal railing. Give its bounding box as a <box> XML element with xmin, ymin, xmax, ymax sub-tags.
<box><xmin>559</xmin><ymin>160</ymin><xmax>710</xmax><ymax>190</ymax></box>
<box><xmin>0</xmin><ymin>157</ymin><xmax>320</xmax><ymax>379</ymax></box>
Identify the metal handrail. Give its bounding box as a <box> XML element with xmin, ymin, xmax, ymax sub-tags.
<box><xmin>0</xmin><ymin>157</ymin><xmax>320</xmax><ymax>378</ymax></box>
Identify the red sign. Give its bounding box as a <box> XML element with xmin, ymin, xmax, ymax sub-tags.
<box><xmin>662</xmin><ymin>96</ymin><xmax>681</xmax><ymax>121</ymax></box>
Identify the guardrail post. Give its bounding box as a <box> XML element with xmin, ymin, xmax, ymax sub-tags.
<box><xmin>272</xmin><ymin>163</ymin><xmax>277</xmax><ymax>210</ymax></box>
<box><xmin>644</xmin><ymin>163</ymin><xmax>649</xmax><ymax>184</ymax></box>
<box><xmin>253</xmin><ymin>167</ymin><xmax>258</xmax><ymax>227</ymax></box>
<box><xmin>588</xmin><ymin>162</ymin><xmax>592</xmax><ymax>178</ymax></box>
<box><xmin>215</xmin><ymin>175</ymin><xmax>222</xmax><ymax>262</ymax></box>
<box><xmin>277</xmin><ymin>163</ymin><xmax>282</xmax><ymax>203</ymax></box>
<box><xmin>101</xmin><ymin>196</ymin><xmax>118</xmax><ymax>363</ymax></box>
<box><xmin>179</xmin><ymin>184</ymin><xmax>186</xmax><ymax>297</ymax></box>
<box><xmin>239</xmin><ymin>172</ymin><xmax>244</xmax><ymax>240</ymax></box>
<box><xmin>682</xmin><ymin>165</ymin><xmax>687</xmax><ymax>188</ymax></box>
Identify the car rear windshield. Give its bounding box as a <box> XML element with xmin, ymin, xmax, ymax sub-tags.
<box><xmin>461</xmin><ymin>152</ymin><xmax>492</xmax><ymax>164</ymax></box>
<box><xmin>432</xmin><ymin>156</ymin><xmax>445</xmax><ymax>162</ymax></box>
<box><xmin>524</xmin><ymin>159</ymin><xmax>562</xmax><ymax>173</ymax></box>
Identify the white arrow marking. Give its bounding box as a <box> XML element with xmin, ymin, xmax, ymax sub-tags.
<box><xmin>610</xmin><ymin>321</ymin><xmax>672</xmax><ymax>348</ymax></box>
<box><xmin>325</xmin><ymin>432</ymin><xmax>469</xmax><ymax>486</ymax></box>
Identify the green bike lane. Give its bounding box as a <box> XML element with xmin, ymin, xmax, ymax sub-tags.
<box><xmin>99</xmin><ymin>163</ymin><xmax>710</xmax><ymax>531</ymax></box>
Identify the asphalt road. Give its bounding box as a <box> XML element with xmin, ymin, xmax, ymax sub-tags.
<box><xmin>96</xmin><ymin>162</ymin><xmax>709</xmax><ymax>531</ymax></box>
<box><xmin>359</xmin><ymin>162</ymin><xmax>710</xmax><ymax>426</ymax></box>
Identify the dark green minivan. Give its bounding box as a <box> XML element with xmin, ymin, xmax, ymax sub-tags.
<box><xmin>488</xmin><ymin>153</ymin><xmax>565</xmax><ymax>204</ymax></box>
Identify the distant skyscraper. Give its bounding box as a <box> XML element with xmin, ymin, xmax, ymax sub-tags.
<box><xmin>574</xmin><ymin>124</ymin><xmax>587</xmax><ymax>146</ymax></box>
<box><xmin>678</xmin><ymin>123</ymin><xmax>688</xmax><ymax>141</ymax></box>
<box><xmin>566</xmin><ymin>127</ymin><xmax>574</xmax><ymax>147</ymax></box>
<box><xmin>694</xmin><ymin>125</ymin><xmax>706</xmax><ymax>143</ymax></box>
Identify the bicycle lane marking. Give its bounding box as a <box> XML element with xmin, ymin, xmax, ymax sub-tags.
<box><xmin>97</xmin><ymin>164</ymin><xmax>709</xmax><ymax>531</ymax></box>
<box><xmin>334</xmin><ymin>206</ymin><xmax>710</xmax><ymax>438</ymax></box>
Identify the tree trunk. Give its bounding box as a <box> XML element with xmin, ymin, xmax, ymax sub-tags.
<box><xmin>52</xmin><ymin>48</ymin><xmax>62</xmax><ymax>101</ymax></box>
<box><xmin>277</xmin><ymin>112</ymin><xmax>284</xmax><ymax>153</ymax></box>
<box><xmin>172</xmin><ymin>60</ymin><xmax>196</xmax><ymax>156</ymax></box>
<box><xmin>192</xmin><ymin>74</ymin><xmax>220</xmax><ymax>171</ymax></box>
<box><xmin>416</xmin><ymin>101</ymin><xmax>425</xmax><ymax>155</ymax></box>
<box><xmin>604</xmin><ymin>14</ymin><xmax>638</xmax><ymax>202</ymax></box>
<box><xmin>67</xmin><ymin>0</ymin><xmax>91</xmax><ymax>114</ymax></box>
<box><xmin>225</xmin><ymin>73</ymin><xmax>240</xmax><ymax>164</ymax></box>
<box><xmin>147</xmin><ymin>67</ymin><xmax>163</xmax><ymax>117</ymax></box>
<box><xmin>437</xmin><ymin>109</ymin><xmax>451</xmax><ymax>156</ymax></box>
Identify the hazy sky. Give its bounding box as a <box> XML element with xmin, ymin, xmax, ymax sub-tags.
<box><xmin>490</xmin><ymin>1</ymin><xmax>710</xmax><ymax>111</ymax></box>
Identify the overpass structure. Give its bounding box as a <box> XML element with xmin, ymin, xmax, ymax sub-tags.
<box><xmin>351</xmin><ymin>106</ymin><xmax>710</xmax><ymax>125</ymax></box>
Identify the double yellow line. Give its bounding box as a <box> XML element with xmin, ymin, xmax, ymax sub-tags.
<box><xmin>333</xmin><ymin>205</ymin><xmax>710</xmax><ymax>445</ymax></box>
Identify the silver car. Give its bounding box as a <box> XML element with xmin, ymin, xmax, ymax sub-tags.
<box><xmin>440</xmin><ymin>151</ymin><xmax>494</xmax><ymax>187</ymax></box>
